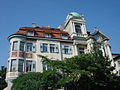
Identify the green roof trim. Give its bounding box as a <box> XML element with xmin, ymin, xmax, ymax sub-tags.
<box><xmin>8</xmin><ymin>35</ymin><xmax>26</xmax><ymax>41</ymax></box>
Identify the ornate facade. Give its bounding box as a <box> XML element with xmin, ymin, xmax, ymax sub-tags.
<box><xmin>5</xmin><ymin>12</ymin><xmax>116</xmax><ymax>90</ymax></box>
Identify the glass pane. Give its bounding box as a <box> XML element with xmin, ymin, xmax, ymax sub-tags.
<box><xmin>79</xmin><ymin>48</ymin><xmax>84</xmax><ymax>54</ymax></box>
<box><xmin>27</xmin><ymin>43</ymin><xmax>33</xmax><ymax>52</ymax></box>
<box><xmin>75</xmin><ymin>25</ymin><xmax>81</xmax><ymax>33</ymax></box>
<box><xmin>26</xmin><ymin>60</ymin><xmax>32</xmax><ymax>72</ymax></box>
<box><xmin>12</xmin><ymin>41</ymin><xmax>18</xmax><ymax>51</ymax></box>
<box><xmin>20</xmin><ymin>41</ymin><xmax>25</xmax><ymax>51</ymax></box>
<box><xmin>40</xmin><ymin>43</ymin><xmax>48</xmax><ymax>52</ymax></box>
<box><xmin>18</xmin><ymin>59</ymin><xmax>24</xmax><ymax>72</ymax></box>
<box><xmin>11</xmin><ymin>59</ymin><xmax>16</xmax><ymax>72</ymax></box>
<box><xmin>50</xmin><ymin>44</ymin><xmax>55</xmax><ymax>53</ymax></box>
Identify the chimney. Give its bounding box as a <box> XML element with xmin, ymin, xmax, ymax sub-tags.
<box><xmin>32</xmin><ymin>23</ymin><xmax>36</xmax><ymax>27</ymax></box>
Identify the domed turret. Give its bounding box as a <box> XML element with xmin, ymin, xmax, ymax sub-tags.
<box><xmin>66</xmin><ymin>12</ymin><xmax>81</xmax><ymax>20</ymax></box>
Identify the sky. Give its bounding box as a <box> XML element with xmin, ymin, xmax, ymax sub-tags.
<box><xmin>0</xmin><ymin>0</ymin><xmax>120</xmax><ymax>66</ymax></box>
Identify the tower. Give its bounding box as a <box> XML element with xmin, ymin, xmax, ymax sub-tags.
<box><xmin>64</xmin><ymin>12</ymin><xmax>88</xmax><ymax>39</ymax></box>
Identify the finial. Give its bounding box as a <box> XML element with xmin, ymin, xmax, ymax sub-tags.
<box><xmin>57</xmin><ymin>24</ymin><xmax>63</xmax><ymax>30</ymax></box>
<box><xmin>94</xmin><ymin>26</ymin><xmax>98</xmax><ymax>32</ymax></box>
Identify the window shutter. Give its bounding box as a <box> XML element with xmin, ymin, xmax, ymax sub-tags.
<box><xmin>32</xmin><ymin>61</ymin><xmax>36</xmax><ymax>72</ymax></box>
<box><xmin>32</xmin><ymin>43</ymin><xmax>36</xmax><ymax>52</ymax></box>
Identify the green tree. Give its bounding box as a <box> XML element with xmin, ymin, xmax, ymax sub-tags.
<box><xmin>39</xmin><ymin>49</ymin><xmax>120</xmax><ymax>90</ymax></box>
<box><xmin>12</xmin><ymin>72</ymin><xmax>43</xmax><ymax>90</ymax></box>
<box><xmin>0</xmin><ymin>66</ymin><xmax>7</xmax><ymax>90</ymax></box>
<box><xmin>12</xmin><ymin>49</ymin><xmax>120</xmax><ymax>90</ymax></box>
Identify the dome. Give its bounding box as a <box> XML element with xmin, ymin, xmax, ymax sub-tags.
<box><xmin>66</xmin><ymin>12</ymin><xmax>80</xmax><ymax>20</ymax></box>
<box><xmin>69</xmin><ymin>12</ymin><xmax>80</xmax><ymax>17</ymax></box>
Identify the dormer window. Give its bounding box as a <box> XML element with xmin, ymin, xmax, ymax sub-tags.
<box><xmin>75</xmin><ymin>25</ymin><xmax>82</xmax><ymax>33</ymax></box>
<box><xmin>45</xmin><ymin>33</ymin><xmax>51</xmax><ymax>38</ymax></box>
<box><xmin>27</xmin><ymin>31</ymin><xmax>34</xmax><ymax>36</ymax></box>
<box><xmin>61</xmin><ymin>34</ymin><xmax>68</xmax><ymax>39</ymax></box>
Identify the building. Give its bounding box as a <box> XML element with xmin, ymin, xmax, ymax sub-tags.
<box><xmin>5</xmin><ymin>12</ymin><xmax>115</xmax><ymax>90</ymax></box>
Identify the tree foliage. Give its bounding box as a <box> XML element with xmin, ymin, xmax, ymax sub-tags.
<box><xmin>12</xmin><ymin>49</ymin><xmax>120</xmax><ymax>90</ymax></box>
<box><xmin>0</xmin><ymin>67</ymin><xmax>7</xmax><ymax>90</ymax></box>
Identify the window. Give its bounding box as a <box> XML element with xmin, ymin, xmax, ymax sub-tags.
<box><xmin>9</xmin><ymin>43</ymin><xmax>11</xmax><ymax>51</ymax></box>
<box><xmin>26</xmin><ymin>60</ymin><xmax>36</xmax><ymax>72</ymax></box>
<box><xmin>45</xmin><ymin>33</ymin><xmax>51</xmax><ymax>38</ymax></box>
<box><xmin>18</xmin><ymin>59</ymin><xmax>24</xmax><ymax>72</ymax></box>
<box><xmin>62</xmin><ymin>45</ymin><xmax>72</xmax><ymax>54</ymax></box>
<box><xmin>12</xmin><ymin>41</ymin><xmax>18</xmax><ymax>51</ymax></box>
<box><xmin>26</xmin><ymin>60</ymin><xmax>32</xmax><ymax>72</ymax></box>
<box><xmin>26</xmin><ymin>43</ymin><xmax>35</xmax><ymax>52</ymax></box>
<box><xmin>50</xmin><ymin>44</ymin><xmax>59</xmax><ymax>53</ymax></box>
<box><xmin>40</xmin><ymin>43</ymin><xmax>48</xmax><ymax>52</ymax></box>
<box><xmin>75</xmin><ymin>25</ymin><xmax>81</xmax><ymax>33</ymax></box>
<box><xmin>78</xmin><ymin>48</ymin><xmax>84</xmax><ymax>54</ymax></box>
<box><xmin>10</xmin><ymin>59</ymin><xmax>17</xmax><ymax>72</ymax></box>
<box><xmin>43</xmin><ymin>64</ymin><xmax>47</xmax><ymax>71</ymax></box>
<box><xmin>43</xmin><ymin>63</ymin><xmax>51</xmax><ymax>71</ymax></box>
<box><xmin>27</xmin><ymin>31</ymin><xmax>34</xmax><ymax>36</ymax></box>
<box><xmin>20</xmin><ymin>41</ymin><xmax>25</xmax><ymax>51</ymax></box>
<box><xmin>61</xmin><ymin>34</ymin><xmax>68</xmax><ymax>39</ymax></box>
<box><xmin>32</xmin><ymin>61</ymin><xmax>36</xmax><ymax>72</ymax></box>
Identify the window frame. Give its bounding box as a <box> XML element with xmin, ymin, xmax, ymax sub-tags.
<box><xmin>75</xmin><ymin>24</ymin><xmax>82</xmax><ymax>33</ymax></box>
<box><xmin>50</xmin><ymin>44</ymin><xmax>59</xmax><ymax>53</ymax></box>
<box><xmin>62</xmin><ymin>45</ymin><xmax>72</xmax><ymax>54</ymax></box>
<box><xmin>18</xmin><ymin>59</ymin><xmax>24</xmax><ymax>72</ymax></box>
<box><xmin>10</xmin><ymin>59</ymin><xmax>17</xmax><ymax>72</ymax></box>
<box><xmin>20</xmin><ymin>41</ymin><xmax>25</xmax><ymax>51</ymax></box>
<box><xmin>12</xmin><ymin>41</ymin><xmax>18</xmax><ymax>51</ymax></box>
<box><xmin>40</xmin><ymin>43</ymin><xmax>48</xmax><ymax>52</ymax></box>
<box><xmin>78</xmin><ymin>48</ymin><xmax>84</xmax><ymax>54</ymax></box>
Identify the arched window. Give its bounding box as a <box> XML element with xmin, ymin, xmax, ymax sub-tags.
<box><xmin>75</xmin><ymin>25</ymin><xmax>82</xmax><ymax>33</ymax></box>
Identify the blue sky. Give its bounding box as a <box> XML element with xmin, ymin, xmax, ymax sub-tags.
<box><xmin>0</xmin><ymin>0</ymin><xmax>120</xmax><ymax>66</ymax></box>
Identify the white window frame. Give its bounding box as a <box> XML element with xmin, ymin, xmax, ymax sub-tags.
<box><xmin>10</xmin><ymin>59</ymin><xmax>17</xmax><ymax>72</ymax></box>
<box><xmin>40</xmin><ymin>43</ymin><xmax>48</xmax><ymax>52</ymax></box>
<box><xmin>62</xmin><ymin>45</ymin><xmax>72</xmax><ymax>54</ymax></box>
<box><xmin>12</xmin><ymin>41</ymin><xmax>18</xmax><ymax>51</ymax></box>
<box><xmin>50</xmin><ymin>44</ymin><xmax>59</xmax><ymax>53</ymax></box>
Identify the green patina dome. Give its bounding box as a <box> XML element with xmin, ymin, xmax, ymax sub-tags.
<box><xmin>69</xmin><ymin>12</ymin><xmax>80</xmax><ymax>17</ymax></box>
<box><xmin>66</xmin><ymin>12</ymin><xmax>80</xmax><ymax>20</ymax></box>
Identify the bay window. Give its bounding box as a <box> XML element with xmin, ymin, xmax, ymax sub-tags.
<box><xmin>12</xmin><ymin>41</ymin><xmax>18</xmax><ymax>51</ymax></box>
<box><xmin>20</xmin><ymin>41</ymin><xmax>25</xmax><ymax>51</ymax></box>
<box><xmin>10</xmin><ymin>59</ymin><xmax>17</xmax><ymax>72</ymax></box>
<box><xmin>18</xmin><ymin>59</ymin><xmax>24</xmax><ymax>72</ymax></box>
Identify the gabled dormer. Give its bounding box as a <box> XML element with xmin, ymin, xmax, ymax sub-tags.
<box><xmin>91</xmin><ymin>28</ymin><xmax>109</xmax><ymax>43</ymax></box>
<box><xmin>64</xmin><ymin>12</ymin><xmax>88</xmax><ymax>39</ymax></box>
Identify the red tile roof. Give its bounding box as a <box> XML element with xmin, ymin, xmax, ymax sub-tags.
<box><xmin>13</xmin><ymin>26</ymin><xmax>70</xmax><ymax>39</ymax></box>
